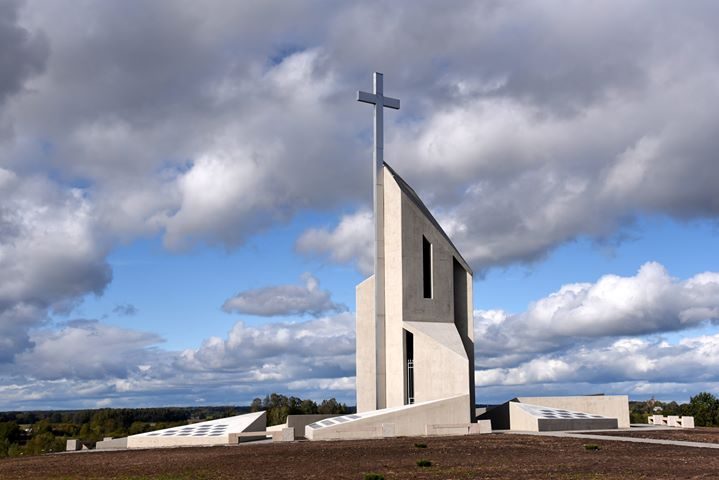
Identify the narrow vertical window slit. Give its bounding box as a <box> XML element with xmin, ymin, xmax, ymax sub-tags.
<box><xmin>422</xmin><ymin>236</ymin><xmax>432</xmax><ymax>298</ymax></box>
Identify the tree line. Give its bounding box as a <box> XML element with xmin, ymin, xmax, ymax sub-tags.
<box><xmin>0</xmin><ymin>394</ymin><xmax>351</xmax><ymax>458</ymax></box>
<box><xmin>629</xmin><ymin>391</ymin><xmax>719</xmax><ymax>425</ymax></box>
<box><xmin>249</xmin><ymin>393</ymin><xmax>351</xmax><ymax>426</ymax></box>
<box><xmin>0</xmin><ymin>405</ymin><xmax>249</xmax><ymax>457</ymax></box>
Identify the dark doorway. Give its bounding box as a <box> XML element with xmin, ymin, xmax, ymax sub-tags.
<box><xmin>405</xmin><ymin>329</ymin><xmax>414</xmax><ymax>405</ymax></box>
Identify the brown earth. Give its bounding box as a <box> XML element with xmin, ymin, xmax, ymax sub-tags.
<box><xmin>1</xmin><ymin>432</ymin><xmax>718</xmax><ymax>480</ymax></box>
<box><xmin>594</xmin><ymin>426</ymin><xmax>719</xmax><ymax>444</ymax></box>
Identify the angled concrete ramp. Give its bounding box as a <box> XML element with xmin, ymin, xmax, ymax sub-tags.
<box><xmin>509</xmin><ymin>402</ymin><xmax>618</xmax><ymax>432</ymax></box>
<box><xmin>127</xmin><ymin>411</ymin><xmax>266</xmax><ymax>448</ymax></box>
<box><xmin>306</xmin><ymin>394</ymin><xmax>473</xmax><ymax>440</ymax></box>
<box><xmin>478</xmin><ymin>395</ymin><xmax>629</xmax><ymax>432</ymax></box>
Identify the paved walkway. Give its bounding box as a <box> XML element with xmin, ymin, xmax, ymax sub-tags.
<box><xmin>503</xmin><ymin>430</ymin><xmax>719</xmax><ymax>449</ymax></box>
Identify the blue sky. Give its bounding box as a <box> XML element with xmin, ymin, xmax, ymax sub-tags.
<box><xmin>1</xmin><ymin>0</ymin><xmax>718</xmax><ymax>410</ymax></box>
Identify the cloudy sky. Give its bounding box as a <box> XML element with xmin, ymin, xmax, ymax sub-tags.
<box><xmin>1</xmin><ymin>0</ymin><xmax>718</xmax><ymax>410</ymax></box>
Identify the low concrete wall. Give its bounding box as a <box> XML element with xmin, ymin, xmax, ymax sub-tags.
<box><xmin>65</xmin><ymin>439</ymin><xmax>83</xmax><ymax>451</ymax></box>
<box><xmin>95</xmin><ymin>437</ymin><xmax>128</xmax><ymax>450</ymax></box>
<box><xmin>279</xmin><ymin>415</ymin><xmax>339</xmax><ymax>439</ymax></box>
<box><xmin>649</xmin><ymin>415</ymin><xmax>694</xmax><ymax>428</ymax></box>
<box><xmin>268</xmin><ymin>427</ymin><xmax>294</xmax><ymax>442</ymax></box>
<box><xmin>425</xmin><ymin>420</ymin><xmax>491</xmax><ymax>436</ymax></box>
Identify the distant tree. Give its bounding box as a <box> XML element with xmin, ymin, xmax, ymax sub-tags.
<box><xmin>300</xmin><ymin>399</ymin><xmax>317</xmax><ymax>414</ymax></box>
<box><xmin>0</xmin><ymin>422</ymin><xmax>20</xmax><ymax>444</ymax></box>
<box><xmin>0</xmin><ymin>422</ymin><xmax>21</xmax><ymax>458</ymax></box>
<box><xmin>6</xmin><ymin>443</ymin><xmax>20</xmax><ymax>457</ymax></box>
<box><xmin>251</xmin><ymin>393</ymin><xmax>349</xmax><ymax>425</ymax></box>
<box><xmin>250</xmin><ymin>398</ymin><xmax>263</xmax><ymax>412</ymax></box>
<box><xmin>663</xmin><ymin>401</ymin><xmax>680</xmax><ymax>415</ymax></box>
<box><xmin>318</xmin><ymin>398</ymin><xmax>348</xmax><ymax>415</ymax></box>
<box><xmin>629</xmin><ymin>401</ymin><xmax>651</xmax><ymax>424</ymax></box>
<box><xmin>688</xmin><ymin>392</ymin><xmax>719</xmax><ymax>427</ymax></box>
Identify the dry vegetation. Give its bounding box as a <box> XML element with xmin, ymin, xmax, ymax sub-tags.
<box><xmin>1</xmin><ymin>430</ymin><xmax>718</xmax><ymax>480</ymax></box>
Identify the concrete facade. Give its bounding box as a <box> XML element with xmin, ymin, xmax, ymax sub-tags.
<box><xmin>356</xmin><ymin>163</ymin><xmax>475</xmax><ymax>421</ymax></box>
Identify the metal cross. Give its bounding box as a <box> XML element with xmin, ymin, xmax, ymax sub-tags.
<box><xmin>357</xmin><ymin>72</ymin><xmax>400</xmax><ymax>169</ymax></box>
<box><xmin>357</xmin><ymin>72</ymin><xmax>399</xmax><ymax>410</ymax></box>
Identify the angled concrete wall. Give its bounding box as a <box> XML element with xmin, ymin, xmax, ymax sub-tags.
<box><xmin>479</xmin><ymin>397</ymin><xmax>628</xmax><ymax>432</ymax></box>
<box><xmin>127</xmin><ymin>411</ymin><xmax>266</xmax><ymax>449</ymax></box>
<box><xmin>510</xmin><ymin>402</ymin><xmax>618</xmax><ymax>432</ymax></box>
<box><xmin>356</xmin><ymin>275</ymin><xmax>376</xmax><ymax>413</ymax></box>
<box><xmin>508</xmin><ymin>402</ymin><xmax>540</xmax><ymax>431</ymax></box>
<box><xmin>517</xmin><ymin>396</ymin><xmax>630</xmax><ymax>429</ymax></box>
<box><xmin>306</xmin><ymin>394</ymin><xmax>470</xmax><ymax>441</ymax></box>
<box><xmin>404</xmin><ymin>321</ymin><xmax>469</xmax><ymax>403</ymax></box>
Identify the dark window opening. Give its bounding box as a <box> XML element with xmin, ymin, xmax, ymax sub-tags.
<box><xmin>405</xmin><ymin>330</ymin><xmax>414</xmax><ymax>405</ymax></box>
<box><xmin>422</xmin><ymin>236</ymin><xmax>432</xmax><ymax>298</ymax></box>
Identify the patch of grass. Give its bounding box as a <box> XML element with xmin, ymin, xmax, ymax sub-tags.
<box><xmin>583</xmin><ymin>444</ymin><xmax>601</xmax><ymax>451</ymax></box>
<box><xmin>416</xmin><ymin>459</ymin><xmax>432</xmax><ymax>467</ymax></box>
<box><xmin>363</xmin><ymin>473</ymin><xmax>385</xmax><ymax>480</ymax></box>
<box><xmin>414</xmin><ymin>442</ymin><xmax>427</xmax><ymax>448</ymax></box>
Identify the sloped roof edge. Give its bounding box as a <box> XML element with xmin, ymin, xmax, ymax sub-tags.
<box><xmin>383</xmin><ymin>161</ymin><xmax>473</xmax><ymax>275</ymax></box>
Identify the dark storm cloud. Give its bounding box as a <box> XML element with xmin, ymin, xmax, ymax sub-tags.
<box><xmin>0</xmin><ymin>0</ymin><xmax>48</xmax><ymax>106</ymax></box>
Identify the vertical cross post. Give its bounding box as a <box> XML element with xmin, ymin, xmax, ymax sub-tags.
<box><xmin>357</xmin><ymin>72</ymin><xmax>400</xmax><ymax>410</ymax></box>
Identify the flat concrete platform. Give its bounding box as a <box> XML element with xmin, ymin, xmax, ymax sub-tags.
<box><xmin>502</xmin><ymin>428</ymin><xmax>719</xmax><ymax>449</ymax></box>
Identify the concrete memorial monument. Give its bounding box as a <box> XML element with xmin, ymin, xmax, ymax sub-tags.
<box><xmin>306</xmin><ymin>72</ymin><xmax>481</xmax><ymax>440</ymax></box>
<box><xmin>69</xmin><ymin>72</ymin><xmax>631</xmax><ymax>451</ymax></box>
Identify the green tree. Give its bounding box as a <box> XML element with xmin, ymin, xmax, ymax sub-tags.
<box><xmin>250</xmin><ymin>398</ymin><xmax>263</xmax><ymax>412</ymax></box>
<box><xmin>300</xmin><ymin>399</ymin><xmax>317</xmax><ymax>414</ymax></box>
<box><xmin>0</xmin><ymin>423</ymin><xmax>21</xmax><ymax>458</ymax></box>
<box><xmin>688</xmin><ymin>392</ymin><xmax>719</xmax><ymax>427</ymax></box>
<box><xmin>663</xmin><ymin>401</ymin><xmax>680</xmax><ymax>415</ymax></box>
<box><xmin>0</xmin><ymin>422</ymin><xmax>21</xmax><ymax>444</ymax></box>
<box><xmin>318</xmin><ymin>398</ymin><xmax>348</xmax><ymax>415</ymax></box>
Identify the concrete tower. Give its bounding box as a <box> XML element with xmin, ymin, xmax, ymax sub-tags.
<box><xmin>304</xmin><ymin>74</ymin><xmax>478</xmax><ymax>440</ymax></box>
<box><xmin>355</xmin><ymin>163</ymin><xmax>475</xmax><ymax>420</ymax></box>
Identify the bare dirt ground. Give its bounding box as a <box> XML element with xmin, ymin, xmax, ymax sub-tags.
<box><xmin>1</xmin><ymin>432</ymin><xmax>718</xmax><ymax>480</ymax></box>
<box><xmin>594</xmin><ymin>426</ymin><xmax>719</xmax><ymax>444</ymax></box>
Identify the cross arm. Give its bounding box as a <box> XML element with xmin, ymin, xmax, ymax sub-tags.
<box><xmin>357</xmin><ymin>90</ymin><xmax>378</xmax><ymax>105</ymax></box>
<box><xmin>383</xmin><ymin>96</ymin><xmax>400</xmax><ymax>110</ymax></box>
<box><xmin>357</xmin><ymin>91</ymin><xmax>401</xmax><ymax>110</ymax></box>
